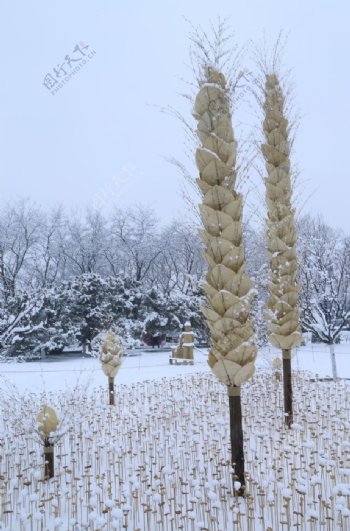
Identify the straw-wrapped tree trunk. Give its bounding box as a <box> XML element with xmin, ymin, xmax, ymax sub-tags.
<box><xmin>100</xmin><ymin>331</ymin><xmax>122</xmax><ymax>405</ymax></box>
<box><xmin>262</xmin><ymin>73</ymin><xmax>302</xmax><ymax>427</ymax></box>
<box><xmin>194</xmin><ymin>65</ymin><xmax>257</xmax><ymax>495</ymax></box>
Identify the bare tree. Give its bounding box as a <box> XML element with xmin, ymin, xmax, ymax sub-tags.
<box><xmin>0</xmin><ymin>200</ymin><xmax>43</xmax><ymax>302</ymax></box>
<box><xmin>61</xmin><ymin>209</ymin><xmax>107</xmax><ymax>276</ymax></box>
<box><xmin>30</xmin><ymin>207</ymin><xmax>66</xmax><ymax>288</ymax></box>
<box><xmin>107</xmin><ymin>206</ymin><xmax>163</xmax><ymax>282</ymax></box>
<box><xmin>150</xmin><ymin>220</ymin><xmax>206</xmax><ymax>295</ymax></box>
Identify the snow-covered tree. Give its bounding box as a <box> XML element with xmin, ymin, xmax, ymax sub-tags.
<box><xmin>61</xmin><ymin>209</ymin><xmax>107</xmax><ymax>276</ymax></box>
<box><xmin>0</xmin><ymin>289</ymin><xmax>46</xmax><ymax>357</ymax></box>
<box><xmin>142</xmin><ymin>285</ymin><xmax>207</xmax><ymax>340</ymax></box>
<box><xmin>152</xmin><ymin>220</ymin><xmax>206</xmax><ymax>296</ymax></box>
<box><xmin>30</xmin><ymin>207</ymin><xmax>66</xmax><ymax>289</ymax></box>
<box><xmin>0</xmin><ymin>199</ymin><xmax>274</xmax><ymax>361</ymax></box>
<box><xmin>106</xmin><ymin>206</ymin><xmax>162</xmax><ymax>282</ymax></box>
<box><xmin>0</xmin><ymin>200</ymin><xmax>43</xmax><ymax>301</ymax></box>
<box><xmin>0</xmin><ymin>283</ymin><xmax>79</xmax><ymax>358</ymax></box>
<box><xmin>60</xmin><ymin>273</ymin><xmax>144</xmax><ymax>353</ymax></box>
<box><xmin>298</xmin><ymin>216</ymin><xmax>350</xmax><ymax>378</ymax></box>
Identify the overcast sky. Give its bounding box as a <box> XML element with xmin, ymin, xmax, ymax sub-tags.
<box><xmin>1</xmin><ymin>0</ymin><xmax>349</xmax><ymax>231</ymax></box>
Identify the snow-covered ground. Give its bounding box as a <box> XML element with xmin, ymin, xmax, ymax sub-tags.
<box><xmin>0</xmin><ymin>343</ymin><xmax>349</xmax><ymax>393</ymax></box>
<box><xmin>0</xmin><ymin>348</ymin><xmax>209</xmax><ymax>393</ymax></box>
<box><xmin>0</xmin><ymin>344</ymin><xmax>349</xmax><ymax>530</ymax></box>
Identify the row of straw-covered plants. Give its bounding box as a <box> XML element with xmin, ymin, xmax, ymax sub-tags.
<box><xmin>192</xmin><ymin>32</ymin><xmax>303</xmax><ymax>496</ymax></box>
<box><xmin>1</xmin><ymin>29</ymin><xmax>349</xmax><ymax>531</ymax></box>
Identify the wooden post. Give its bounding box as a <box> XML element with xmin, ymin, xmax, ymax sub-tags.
<box><xmin>44</xmin><ymin>439</ymin><xmax>54</xmax><ymax>479</ymax></box>
<box><xmin>108</xmin><ymin>377</ymin><xmax>115</xmax><ymax>406</ymax></box>
<box><xmin>228</xmin><ymin>386</ymin><xmax>245</xmax><ymax>496</ymax></box>
<box><xmin>282</xmin><ymin>349</ymin><xmax>293</xmax><ymax>427</ymax></box>
<box><xmin>329</xmin><ymin>343</ymin><xmax>338</xmax><ymax>380</ymax></box>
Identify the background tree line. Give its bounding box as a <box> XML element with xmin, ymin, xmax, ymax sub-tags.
<box><xmin>0</xmin><ymin>199</ymin><xmax>349</xmax><ymax>358</ymax></box>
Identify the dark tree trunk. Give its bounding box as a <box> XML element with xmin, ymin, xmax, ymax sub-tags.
<box><xmin>108</xmin><ymin>377</ymin><xmax>115</xmax><ymax>406</ymax></box>
<box><xmin>44</xmin><ymin>439</ymin><xmax>54</xmax><ymax>479</ymax></box>
<box><xmin>282</xmin><ymin>349</ymin><xmax>293</xmax><ymax>427</ymax></box>
<box><xmin>228</xmin><ymin>386</ymin><xmax>245</xmax><ymax>496</ymax></box>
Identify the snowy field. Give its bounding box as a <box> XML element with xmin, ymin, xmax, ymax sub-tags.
<box><xmin>1</xmin><ymin>344</ymin><xmax>350</xmax><ymax>393</ymax></box>
<box><xmin>0</xmin><ymin>345</ymin><xmax>349</xmax><ymax>530</ymax></box>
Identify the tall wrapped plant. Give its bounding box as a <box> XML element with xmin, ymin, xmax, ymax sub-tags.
<box><xmin>262</xmin><ymin>73</ymin><xmax>302</xmax><ymax>427</ymax></box>
<box><xmin>194</xmin><ymin>64</ymin><xmax>257</xmax><ymax>494</ymax></box>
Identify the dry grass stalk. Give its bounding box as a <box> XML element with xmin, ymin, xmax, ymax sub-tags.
<box><xmin>0</xmin><ymin>373</ymin><xmax>350</xmax><ymax>529</ymax></box>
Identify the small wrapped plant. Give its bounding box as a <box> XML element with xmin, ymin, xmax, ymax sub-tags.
<box><xmin>100</xmin><ymin>330</ymin><xmax>123</xmax><ymax>405</ymax></box>
<box><xmin>36</xmin><ymin>405</ymin><xmax>59</xmax><ymax>479</ymax></box>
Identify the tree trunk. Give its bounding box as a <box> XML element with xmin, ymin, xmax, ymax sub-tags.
<box><xmin>282</xmin><ymin>349</ymin><xmax>293</xmax><ymax>427</ymax></box>
<box><xmin>44</xmin><ymin>440</ymin><xmax>54</xmax><ymax>479</ymax></box>
<box><xmin>329</xmin><ymin>342</ymin><xmax>338</xmax><ymax>380</ymax></box>
<box><xmin>228</xmin><ymin>386</ymin><xmax>245</xmax><ymax>496</ymax></box>
<box><xmin>108</xmin><ymin>377</ymin><xmax>115</xmax><ymax>405</ymax></box>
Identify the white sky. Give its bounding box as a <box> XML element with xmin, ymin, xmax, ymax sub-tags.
<box><xmin>1</xmin><ymin>0</ymin><xmax>349</xmax><ymax>231</ymax></box>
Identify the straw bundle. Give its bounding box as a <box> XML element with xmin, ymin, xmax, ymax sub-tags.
<box><xmin>100</xmin><ymin>330</ymin><xmax>122</xmax><ymax>379</ymax></box>
<box><xmin>194</xmin><ymin>66</ymin><xmax>257</xmax><ymax>389</ymax></box>
<box><xmin>262</xmin><ymin>74</ymin><xmax>302</xmax><ymax>351</ymax></box>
